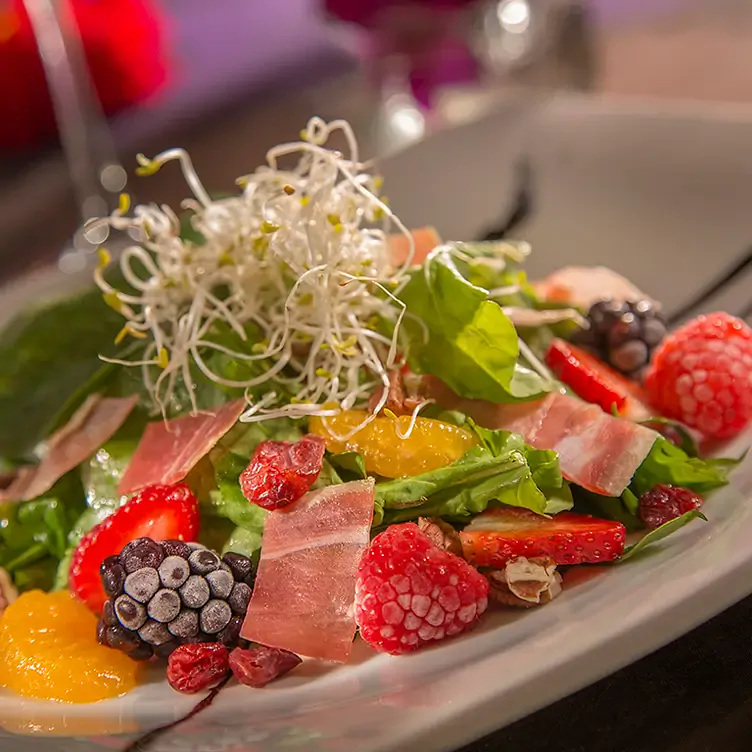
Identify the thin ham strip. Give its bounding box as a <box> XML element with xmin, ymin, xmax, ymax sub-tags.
<box><xmin>241</xmin><ymin>478</ymin><xmax>375</xmax><ymax>663</ymax></box>
<box><xmin>118</xmin><ymin>399</ymin><xmax>245</xmax><ymax>495</ymax></box>
<box><xmin>531</xmin><ymin>266</ymin><xmax>655</xmax><ymax>310</ymax></box>
<box><xmin>424</xmin><ymin>377</ymin><xmax>657</xmax><ymax>497</ymax></box>
<box><xmin>0</xmin><ymin>394</ymin><xmax>138</xmax><ymax>503</ymax></box>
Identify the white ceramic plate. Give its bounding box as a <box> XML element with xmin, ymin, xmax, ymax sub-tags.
<box><xmin>2</xmin><ymin>96</ymin><xmax>752</xmax><ymax>752</ymax></box>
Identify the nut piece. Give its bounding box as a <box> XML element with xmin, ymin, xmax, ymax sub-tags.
<box><xmin>486</xmin><ymin>556</ymin><xmax>563</xmax><ymax>608</ymax></box>
<box><xmin>368</xmin><ymin>369</ymin><xmax>425</xmax><ymax>417</ymax></box>
<box><xmin>417</xmin><ymin>517</ymin><xmax>463</xmax><ymax>557</ymax></box>
<box><xmin>0</xmin><ymin>568</ymin><xmax>18</xmax><ymax>617</ymax></box>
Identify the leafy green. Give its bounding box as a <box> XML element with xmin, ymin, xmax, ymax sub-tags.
<box><xmin>571</xmin><ymin>487</ymin><xmax>642</xmax><ymax>532</ymax></box>
<box><xmin>1</xmin><ymin>472</ymin><xmax>87</xmax><ymax>592</ymax></box>
<box><xmin>471</xmin><ymin>423</ymin><xmax>573</xmax><ymax>513</ymax></box>
<box><xmin>399</xmin><ymin>247</ymin><xmax>550</xmax><ymax>405</ymax></box>
<box><xmin>630</xmin><ymin>438</ymin><xmax>741</xmax><ymax>497</ymax></box>
<box><xmin>619</xmin><ymin>510</ymin><xmax>707</xmax><ymax>562</ymax></box>
<box><xmin>327</xmin><ymin>451</ymin><xmax>367</xmax><ymax>481</ymax></box>
<box><xmin>222</xmin><ymin>522</ymin><xmax>265</xmax><ymax>564</ymax></box>
<box><xmin>639</xmin><ymin>417</ymin><xmax>700</xmax><ymax>458</ymax></box>
<box><xmin>375</xmin><ymin>427</ymin><xmax>571</xmax><ymax>526</ymax></box>
<box><xmin>0</xmin><ymin>284</ymin><xmax>128</xmax><ymax>459</ymax></box>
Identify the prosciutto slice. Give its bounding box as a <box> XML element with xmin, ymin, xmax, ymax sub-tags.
<box><xmin>0</xmin><ymin>394</ymin><xmax>137</xmax><ymax>503</ymax></box>
<box><xmin>532</xmin><ymin>266</ymin><xmax>654</xmax><ymax>309</ymax></box>
<box><xmin>241</xmin><ymin>478</ymin><xmax>375</xmax><ymax>663</ymax></box>
<box><xmin>425</xmin><ymin>377</ymin><xmax>657</xmax><ymax>497</ymax></box>
<box><xmin>118</xmin><ymin>399</ymin><xmax>244</xmax><ymax>495</ymax></box>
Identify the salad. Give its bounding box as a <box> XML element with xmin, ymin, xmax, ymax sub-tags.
<box><xmin>0</xmin><ymin>117</ymin><xmax>750</xmax><ymax>712</ymax></box>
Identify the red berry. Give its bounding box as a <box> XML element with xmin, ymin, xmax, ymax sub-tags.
<box><xmin>355</xmin><ymin>523</ymin><xmax>489</xmax><ymax>655</ymax></box>
<box><xmin>70</xmin><ymin>483</ymin><xmax>199</xmax><ymax>614</ymax></box>
<box><xmin>645</xmin><ymin>312</ymin><xmax>752</xmax><ymax>439</ymax></box>
<box><xmin>228</xmin><ymin>645</ymin><xmax>301</xmax><ymax>688</ymax></box>
<box><xmin>167</xmin><ymin>643</ymin><xmax>230</xmax><ymax>694</ymax></box>
<box><xmin>460</xmin><ymin>506</ymin><xmax>626</xmax><ymax>566</ymax></box>
<box><xmin>638</xmin><ymin>484</ymin><xmax>703</xmax><ymax>530</ymax></box>
<box><xmin>240</xmin><ymin>435</ymin><xmax>325</xmax><ymax>511</ymax></box>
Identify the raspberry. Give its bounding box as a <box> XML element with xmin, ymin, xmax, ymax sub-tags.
<box><xmin>638</xmin><ymin>484</ymin><xmax>704</xmax><ymax>529</ymax></box>
<box><xmin>355</xmin><ymin>523</ymin><xmax>489</xmax><ymax>655</ymax></box>
<box><xmin>645</xmin><ymin>313</ymin><xmax>752</xmax><ymax>439</ymax></box>
<box><xmin>167</xmin><ymin>643</ymin><xmax>230</xmax><ymax>694</ymax></box>
<box><xmin>240</xmin><ymin>434</ymin><xmax>326</xmax><ymax>510</ymax></box>
<box><xmin>228</xmin><ymin>646</ymin><xmax>302</xmax><ymax>688</ymax></box>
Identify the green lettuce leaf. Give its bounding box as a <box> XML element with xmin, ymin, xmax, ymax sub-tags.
<box><xmin>399</xmin><ymin>247</ymin><xmax>551</xmax><ymax>404</ymax></box>
<box><xmin>375</xmin><ymin>427</ymin><xmax>571</xmax><ymax>525</ymax></box>
<box><xmin>619</xmin><ymin>510</ymin><xmax>707</xmax><ymax>562</ymax></box>
<box><xmin>222</xmin><ymin>525</ymin><xmax>264</xmax><ymax>564</ymax></box>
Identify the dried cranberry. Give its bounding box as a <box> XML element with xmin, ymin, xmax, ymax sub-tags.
<box><xmin>166</xmin><ymin>643</ymin><xmax>230</xmax><ymax>694</ymax></box>
<box><xmin>240</xmin><ymin>435</ymin><xmax>325</xmax><ymax>511</ymax></box>
<box><xmin>228</xmin><ymin>645</ymin><xmax>302</xmax><ymax>688</ymax></box>
<box><xmin>638</xmin><ymin>484</ymin><xmax>704</xmax><ymax>530</ymax></box>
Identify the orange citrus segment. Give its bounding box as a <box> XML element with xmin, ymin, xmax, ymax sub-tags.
<box><xmin>0</xmin><ymin>590</ymin><xmax>140</xmax><ymax>703</ymax></box>
<box><xmin>309</xmin><ymin>410</ymin><xmax>478</xmax><ymax>478</ymax></box>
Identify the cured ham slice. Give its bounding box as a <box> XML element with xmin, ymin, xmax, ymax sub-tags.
<box><xmin>388</xmin><ymin>227</ymin><xmax>442</xmax><ymax>269</ymax></box>
<box><xmin>241</xmin><ymin>478</ymin><xmax>375</xmax><ymax>663</ymax></box>
<box><xmin>425</xmin><ymin>377</ymin><xmax>657</xmax><ymax>497</ymax></box>
<box><xmin>0</xmin><ymin>394</ymin><xmax>137</xmax><ymax>503</ymax></box>
<box><xmin>532</xmin><ymin>266</ymin><xmax>655</xmax><ymax>310</ymax></box>
<box><xmin>118</xmin><ymin>399</ymin><xmax>244</xmax><ymax>495</ymax></box>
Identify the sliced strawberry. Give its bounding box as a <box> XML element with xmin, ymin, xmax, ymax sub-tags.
<box><xmin>69</xmin><ymin>483</ymin><xmax>199</xmax><ymax>615</ymax></box>
<box><xmin>460</xmin><ymin>506</ymin><xmax>626</xmax><ymax>566</ymax></box>
<box><xmin>545</xmin><ymin>339</ymin><xmax>633</xmax><ymax>415</ymax></box>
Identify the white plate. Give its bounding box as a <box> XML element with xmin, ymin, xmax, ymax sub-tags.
<box><xmin>2</xmin><ymin>96</ymin><xmax>752</xmax><ymax>752</ymax></box>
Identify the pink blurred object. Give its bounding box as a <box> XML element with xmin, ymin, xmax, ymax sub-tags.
<box><xmin>324</xmin><ymin>0</ymin><xmax>482</xmax><ymax>108</ymax></box>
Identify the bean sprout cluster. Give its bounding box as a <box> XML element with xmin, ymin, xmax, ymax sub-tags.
<box><xmin>88</xmin><ymin>118</ymin><xmax>415</xmax><ymax>431</ymax></box>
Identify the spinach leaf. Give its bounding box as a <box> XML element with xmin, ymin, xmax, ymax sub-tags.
<box><xmin>619</xmin><ymin>510</ymin><xmax>707</xmax><ymax>562</ymax></box>
<box><xmin>630</xmin><ymin>437</ymin><xmax>741</xmax><ymax>497</ymax></box>
<box><xmin>399</xmin><ymin>247</ymin><xmax>551</xmax><ymax>405</ymax></box>
<box><xmin>639</xmin><ymin>417</ymin><xmax>701</xmax><ymax>458</ymax></box>
<box><xmin>571</xmin><ymin>487</ymin><xmax>643</xmax><ymax>532</ymax></box>
<box><xmin>0</xmin><ymin>284</ymin><xmax>126</xmax><ymax>458</ymax></box>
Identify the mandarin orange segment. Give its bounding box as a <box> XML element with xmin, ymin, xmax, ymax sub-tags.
<box><xmin>0</xmin><ymin>590</ymin><xmax>140</xmax><ymax>703</ymax></box>
<box><xmin>309</xmin><ymin>410</ymin><xmax>478</xmax><ymax>478</ymax></box>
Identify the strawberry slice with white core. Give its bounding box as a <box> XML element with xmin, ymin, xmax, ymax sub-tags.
<box><xmin>460</xmin><ymin>506</ymin><xmax>626</xmax><ymax>567</ymax></box>
<box><xmin>69</xmin><ymin>483</ymin><xmax>200</xmax><ymax>615</ymax></box>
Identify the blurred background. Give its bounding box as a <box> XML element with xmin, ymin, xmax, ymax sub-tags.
<box><xmin>1</xmin><ymin>0</ymin><xmax>752</xmax><ymax>282</ymax></box>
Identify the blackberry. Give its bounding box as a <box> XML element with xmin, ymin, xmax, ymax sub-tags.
<box><xmin>97</xmin><ymin>538</ymin><xmax>256</xmax><ymax>662</ymax></box>
<box><xmin>574</xmin><ymin>299</ymin><xmax>667</xmax><ymax>379</ymax></box>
